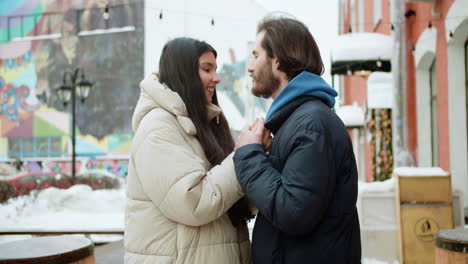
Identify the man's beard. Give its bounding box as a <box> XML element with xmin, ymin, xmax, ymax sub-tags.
<box><xmin>251</xmin><ymin>59</ymin><xmax>280</xmax><ymax>98</ymax></box>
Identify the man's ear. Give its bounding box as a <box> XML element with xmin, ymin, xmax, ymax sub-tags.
<box><xmin>273</xmin><ymin>57</ymin><xmax>280</xmax><ymax>70</ymax></box>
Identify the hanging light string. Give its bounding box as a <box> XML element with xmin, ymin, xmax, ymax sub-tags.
<box><xmin>3</xmin><ymin>1</ymin><xmax>468</xmax><ymax>40</ymax></box>
<box><xmin>144</xmin><ymin>4</ymin><xmax>264</xmax><ymax>26</ymax></box>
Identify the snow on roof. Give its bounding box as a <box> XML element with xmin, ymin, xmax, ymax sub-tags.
<box><xmin>393</xmin><ymin>167</ymin><xmax>449</xmax><ymax>177</ymax></box>
<box><xmin>368</xmin><ymin>71</ymin><xmax>392</xmax><ymax>84</ymax></box>
<box><xmin>216</xmin><ymin>91</ymin><xmax>246</xmax><ymax>131</ymax></box>
<box><xmin>331</xmin><ymin>33</ymin><xmax>393</xmax><ymax>62</ymax></box>
<box><xmin>336</xmin><ymin>105</ymin><xmax>365</xmax><ymax>127</ymax></box>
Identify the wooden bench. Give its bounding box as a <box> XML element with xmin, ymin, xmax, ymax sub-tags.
<box><xmin>0</xmin><ymin>236</ymin><xmax>94</xmax><ymax>264</ymax></box>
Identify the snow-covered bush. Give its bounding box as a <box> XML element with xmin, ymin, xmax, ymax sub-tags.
<box><xmin>8</xmin><ymin>173</ymin><xmax>119</xmax><ymax>199</ymax></box>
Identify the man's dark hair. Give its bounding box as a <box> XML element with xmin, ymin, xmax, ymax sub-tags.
<box><xmin>159</xmin><ymin>37</ymin><xmax>253</xmax><ymax>226</ymax></box>
<box><xmin>257</xmin><ymin>17</ymin><xmax>324</xmax><ymax>80</ymax></box>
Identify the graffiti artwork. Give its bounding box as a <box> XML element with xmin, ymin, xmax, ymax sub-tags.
<box><xmin>0</xmin><ymin>0</ymin><xmax>143</xmax><ymax>159</ymax></box>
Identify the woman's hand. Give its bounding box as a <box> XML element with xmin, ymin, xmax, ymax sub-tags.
<box><xmin>235</xmin><ymin>118</ymin><xmax>272</xmax><ymax>154</ymax></box>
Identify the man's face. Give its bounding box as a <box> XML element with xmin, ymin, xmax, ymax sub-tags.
<box><xmin>248</xmin><ymin>31</ymin><xmax>280</xmax><ymax>98</ymax></box>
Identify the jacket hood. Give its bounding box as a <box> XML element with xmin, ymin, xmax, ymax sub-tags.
<box><xmin>266</xmin><ymin>71</ymin><xmax>338</xmax><ymax>121</ymax></box>
<box><xmin>132</xmin><ymin>73</ymin><xmax>221</xmax><ymax>135</ymax></box>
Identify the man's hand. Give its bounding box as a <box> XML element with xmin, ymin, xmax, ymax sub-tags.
<box><xmin>251</xmin><ymin>118</ymin><xmax>272</xmax><ymax>153</ymax></box>
<box><xmin>235</xmin><ymin>118</ymin><xmax>265</xmax><ymax>151</ymax></box>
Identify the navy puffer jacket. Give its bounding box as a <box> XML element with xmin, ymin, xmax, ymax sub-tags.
<box><xmin>234</xmin><ymin>93</ymin><xmax>361</xmax><ymax>264</ymax></box>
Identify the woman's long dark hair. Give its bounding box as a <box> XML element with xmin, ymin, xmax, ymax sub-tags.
<box><xmin>159</xmin><ymin>38</ymin><xmax>253</xmax><ymax>227</ymax></box>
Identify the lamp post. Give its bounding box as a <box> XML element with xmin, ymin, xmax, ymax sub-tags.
<box><xmin>56</xmin><ymin>68</ymin><xmax>93</xmax><ymax>181</ymax></box>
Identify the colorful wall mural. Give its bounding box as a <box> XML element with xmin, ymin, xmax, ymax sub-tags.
<box><xmin>0</xmin><ymin>0</ymin><xmax>143</xmax><ymax>161</ymax></box>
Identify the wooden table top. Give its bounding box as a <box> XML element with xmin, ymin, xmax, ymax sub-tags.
<box><xmin>0</xmin><ymin>236</ymin><xmax>94</xmax><ymax>264</ymax></box>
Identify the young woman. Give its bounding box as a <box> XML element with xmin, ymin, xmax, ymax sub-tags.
<box><xmin>124</xmin><ymin>38</ymin><xmax>253</xmax><ymax>264</ymax></box>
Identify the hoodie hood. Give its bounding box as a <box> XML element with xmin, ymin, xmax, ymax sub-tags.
<box><xmin>132</xmin><ymin>73</ymin><xmax>221</xmax><ymax>135</ymax></box>
<box><xmin>266</xmin><ymin>71</ymin><xmax>338</xmax><ymax>121</ymax></box>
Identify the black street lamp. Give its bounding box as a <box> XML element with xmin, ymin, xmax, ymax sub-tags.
<box><xmin>56</xmin><ymin>68</ymin><xmax>93</xmax><ymax>181</ymax></box>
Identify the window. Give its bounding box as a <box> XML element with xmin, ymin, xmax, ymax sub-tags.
<box><xmin>8</xmin><ymin>139</ymin><xmax>21</xmax><ymax>157</ymax></box>
<box><xmin>358</xmin><ymin>0</ymin><xmax>364</xmax><ymax>32</ymax></box>
<box><xmin>50</xmin><ymin>137</ymin><xmax>62</xmax><ymax>156</ymax></box>
<box><xmin>374</xmin><ymin>0</ymin><xmax>382</xmax><ymax>28</ymax></box>
<box><xmin>430</xmin><ymin>60</ymin><xmax>439</xmax><ymax>167</ymax></box>
<box><xmin>8</xmin><ymin>137</ymin><xmax>63</xmax><ymax>158</ymax></box>
<box><xmin>351</xmin><ymin>0</ymin><xmax>356</xmax><ymax>32</ymax></box>
<box><xmin>465</xmin><ymin>38</ymin><xmax>467</xmax><ymax>167</ymax></box>
<box><xmin>23</xmin><ymin>138</ymin><xmax>34</xmax><ymax>157</ymax></box>
<box><xmin>37</xmin><ymin>138</ymin><xmax>49</xmax><ymax>157</ymax></box>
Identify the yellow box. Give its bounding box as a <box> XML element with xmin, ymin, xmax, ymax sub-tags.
<box><xmin>398</xmin><ymin>205</ymin><xmax>454</xmax><ymax>264</ymax></box>
<box><xmin>395</xmin><ymin>173</ymin><xmax>452</xmax><ymax>204</ymax></box>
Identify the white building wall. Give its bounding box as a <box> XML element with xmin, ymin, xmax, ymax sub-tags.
<box><xmin>446</xmin><ymin>0</ymin><xmax>468</xmax><ymax>205</ymax></box>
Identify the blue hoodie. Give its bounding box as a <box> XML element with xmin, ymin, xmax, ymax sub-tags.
<box><xmin>266</xmin><ymin>71</ymin><xmax>338</xmax><ymax>121</ymax></box>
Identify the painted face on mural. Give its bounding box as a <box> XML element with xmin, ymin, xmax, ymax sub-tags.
<box><xmin>60</xmin><ymin>12</ymin><xmax>78</xmax><ymax>64</ymax></box>
<box><xmin>61</xmin><ymin>35</ymin><xmax>78</xmax><ymax>64</ymax></box>
<box><xmin>248</xmin><ymin>31</ymin><xmax>280</xmax><ymax>99</ymax></box>
<box><xmin>198</xmin><ymin>52</ymin><xmax>221</xmax><ymax>105</ymax></box>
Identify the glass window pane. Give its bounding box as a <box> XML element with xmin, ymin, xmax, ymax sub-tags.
<box><xmin>430</xmin><ymin>60</ymin><xmax>439</xmax><ymax>167</ymax></box>
<box><xmin>465</xmin><ymin>39</ymin><xmax>467</xmax><ymax>168</ymax></box>
<box><xmin>8</xmin><ymin>139</ymin><xmax>20</xmax><ymax>158</ymax></box>
<box><xmin>374</xmin><ymin>0</ymin><xmax>382</xmax><ymax>27</ymax></box>
<box><xmin>37</xmin><ymin>138</ymin><xmax>49</xmax><ymax>157</ymax></box>
<box><xmin>51</xmin><ymin>137</ymin><xmax>62</xmax><ymax>156</ymax></box>
<box><xmin>23</xmin><ymin>138</ymin><xmax>34</xmax><ymax>157</ymax></box>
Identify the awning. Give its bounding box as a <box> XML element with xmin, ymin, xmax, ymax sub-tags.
<box><xmin>331</xmin><ymin>33</ymin><xmax>392</xmax><ymax>75</ymax></box>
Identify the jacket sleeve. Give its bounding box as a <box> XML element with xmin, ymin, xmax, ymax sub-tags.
<box><xmin>233</xmin><ymin>126</ymin><xmax>335</xmax><ymax>235</ymax></box>
<box><xmin>134</xmin><ymin>122</ymin><xmax>243</xmax><ymax>227</ymax></box>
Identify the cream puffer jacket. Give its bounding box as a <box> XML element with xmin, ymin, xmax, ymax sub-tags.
<box><xmin>124</xmin><ymin>73</ymin><xmax>251</xmax><ymax>264</ymax></box>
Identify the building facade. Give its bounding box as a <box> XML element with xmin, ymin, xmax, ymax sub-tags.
<box><xmin>337</xmin><ymin>0</ymin><xmax>468</xmax><ymax>204</ymax></box>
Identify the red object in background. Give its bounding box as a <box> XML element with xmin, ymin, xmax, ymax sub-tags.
<box><xmin>7</xmin><ymin>172</ymin><xmax>61</xmax><ymax>184</ymax></box>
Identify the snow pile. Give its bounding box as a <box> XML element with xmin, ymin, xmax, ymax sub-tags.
<box><xmin>394</xmin><ymin>167</ymin><xmax>449</xmax><ymax>177</ymax></box>
<box><xmin>358</xmin><ymin>177</ymin><xmax>395</xmax><ymax>193</ymax></box>
<box><xmin>0</xmin><ymin>185</ymin><xmax>125</xmax><ymax>232</ymax></box>
<box><xmin>331</xmin><ymin>33</ymin><xmax>392</xmax><ymax>62</ymax></box>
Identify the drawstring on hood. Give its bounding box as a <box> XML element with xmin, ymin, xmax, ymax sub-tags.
<box><xmin>266</xmin><ymin>71</ymin><xmax>338</xmax><ymax>121</ymax></box>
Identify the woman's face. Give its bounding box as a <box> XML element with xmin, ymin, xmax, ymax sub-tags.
<box><xmin>198</xmin><ymin>52</ymin><xmax>220</xmax><ymax>105</ymax></box>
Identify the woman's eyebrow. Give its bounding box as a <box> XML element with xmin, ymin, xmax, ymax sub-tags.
<box><xmin>200</xmin><ymin>62</ymin><xmax>217</xmax><ymax>68</ymax></box>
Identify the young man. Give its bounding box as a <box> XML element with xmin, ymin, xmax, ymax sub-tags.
<box><xmin>234</xmin><ymin>17</ymin><xmax>361</xmax><ymax>263</ymax></box>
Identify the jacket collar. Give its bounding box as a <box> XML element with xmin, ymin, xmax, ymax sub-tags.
<box><xmin>132</xmin><ymin>73</ymin><xmax>221</xmax><ymax>136</ymax></box>
<box><xmin>266</xmin><ymin>71</ymin><xmax>337</xmax><ymax>121</ymax></box>
<box><xmin>265</xmin><ymin>96</ymin><xmax>319</xmax><ymax>134</ymax></box>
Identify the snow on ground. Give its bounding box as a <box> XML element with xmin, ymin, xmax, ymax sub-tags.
<box><xmin>0</xmin><ymin>184</ymin><xmax>125</xmax><ymax>244</ymax></box>
<box><xmin>362</xmin><ymin>259</ymin><xmax>399</xmax><ymax>264</ymax></box>
<box><xmin>0</xmin><ymin>184</ymin><xmax>399</xmax><ymax>263</ymax></box>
